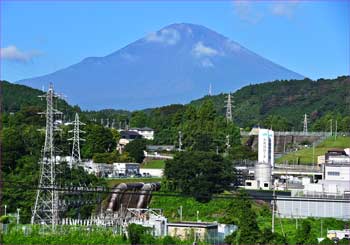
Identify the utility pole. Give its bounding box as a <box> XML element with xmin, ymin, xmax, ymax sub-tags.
<box><xmin>32</xmin><ymin>84</ymin><xmax>61</xmax><ymax>229</ymax></box>
<box><xmin>330</xmin><ymin>119</ymin><xmax>333</xmax><ymax>136</ymax></box>
<box><xmin>68</xmin><ymin>113</ymin><xmax>85</xmax><ymax>168</ymax></box>
<box><xmin>225</xmin><ymin>93</ymin><xmax>233</xmax><ymax>123</ymax></box>
<box><xmin>303</xmin><ymin>114</ymin><xmax>308</xmax><ymax>134</ymax></box>
<box><xmin>179</xmin><ymin>206</ymin><xmax>183</xmax><ymax>222</ymax></box>
<box><xmin>272</xmin><ymin>186</ymin><xmax>276</xmax><ymax>233</ymax></box>
<box><xmin>17</xmin><ymin>208</ymin><xmax>20</xmax><ymax>224</ymax></box>
<box><xmin>335</xmin><ymin>120</ymin><xmax>338</xmax><ymax>140</ymax></box>
<box><xmin>178</xmin><ymin>131</ymin><xmax>183</xmax><ymax>151</ymax></box>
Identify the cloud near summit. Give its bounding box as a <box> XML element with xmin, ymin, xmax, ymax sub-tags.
<box><xmin>145</xmin><ymin>28</ymin><xmax>180</xmax><ymax>45</ymax></box>
<box><xmin>192</xmin><ymin>42</ymin><xmax>219</xmax><ymax>57</ymax></box>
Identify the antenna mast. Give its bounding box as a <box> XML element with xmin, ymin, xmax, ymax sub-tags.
<box><xmin>225</xmin><ymin>93</ymin><xmax>233</xmax><ymax>123</ymax></box>
<box><xmin>68</xmin><ymin>113</ymin><xmax>85</xmax><ymax>168</ymax></box>
<box><xmin>31</xmin><ymin>83</ymin><xmax>62</xmax><ymax>229</ymax></box>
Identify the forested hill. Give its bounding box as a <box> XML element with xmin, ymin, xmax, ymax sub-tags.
<box><xmin>190</xmin><ymin>76</ymin><xmax>350</xmax><ymax>129</ymax></box>
<box><xmin>2</xmin><ymin>75</ymin><xmax>350</xmax><ymax>131</ymax></box>
<box><xmin>1</xmin><ymin>80</ymin><xmax>77</xmax><ymax>118</ymax></box>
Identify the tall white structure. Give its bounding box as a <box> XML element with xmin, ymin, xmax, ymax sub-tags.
<box><xmin>178</xmin><ymin>131</ymin><xmax>183</xmax><ymax>151</ymax></box>
<box><xmin>225</xmin><ymin>93</ymin><xmax>233</xmax><ymax>123</ymax></box>
<box><xmin>209</xmin><ymin>83</ymin><xmax>212</xmax><ymax>96</ymax></box>
<box><xmin>32</xmin><ymin>84</ymin><xmax>61</xmax><ymax>229</ymax></box>
<box><xmin>68</xmin><ymin>113</ymin><xmax>85</xmax><ymax>168</ymax></box>
<box><xmin>303</xmin><ymin>114</ymin><xmax>308</xmax><ymax>134</ymax></box>
<box><xmin>258</xmin><ymin>129</ymin><xmax>274</xmax><ymax>167</ymax></box>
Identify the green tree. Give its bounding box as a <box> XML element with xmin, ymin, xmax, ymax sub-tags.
<box><xmin>124</xmin><ymin>139</ymin><xmax>147</xmax><ymax>163</ymax></box>
<box><xmin>164</xmin><ymin>151</ymin><xmax>235</xmax><ymax>202</ymax></box>
<box><xmin>130</xmin><ymin>111</ymin><xmax>149</xmax><ymax>128</ymax></box>
<box><xmin>82</xmin><ymin>124</ymin><xmax>116</xmax><ymax>158</ymax></box>
<box><xmin>294</xmin><ymin>219</ymin><xmax>318</xmax><ymax>244</ymax></box>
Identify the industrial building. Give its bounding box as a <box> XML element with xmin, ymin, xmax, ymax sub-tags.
<box><xmin>238</xmin><ymin>128</ymin><xmax>350</xmax><ymax>220</ymax></box>
<box><xmin>129</xmin><ymin>127</ymin><xmax>155</xmax><ymax>140</ymax></box>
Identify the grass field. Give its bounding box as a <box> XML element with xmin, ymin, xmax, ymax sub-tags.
<box><xmin>150</xmin><ymin>193</ymin><xmax>347</xmax><ymax>243</ymax></box>
<box><xmin>141</xmin><ymin>159</ymin><xmax>165</xmax><ymax>169</ymax></box>
<box><xmin>106</xmin><ymin>177</ymin><xmax>162</xmax><ymax>187</ymax></box>
<box><xmin>277</xmin><ymin>136</ymin><xmax>350</xmax><ymax>164</ymax></box>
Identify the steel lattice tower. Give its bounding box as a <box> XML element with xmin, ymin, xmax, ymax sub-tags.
<box><xmin>31</xmin><ymin>84</ymin><xmax>61</xmax><ymax>229</ymax></box>
<box><xmin>303</xmin><ymin>114</ymin><xmax>308</xmax><ymax>134</ymax></box>
<box><xmin>68</xmin><ymin>113</ymin><xmax>85</xmax><ymax>168</ymax></box>
<box><xmin>225</xmin><ymin>93</ymin><xmax>233</xmax><ymax>123</ymax></box>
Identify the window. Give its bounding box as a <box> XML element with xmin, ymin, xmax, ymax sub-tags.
<box><xmin>264</xmin><ymin>183</ymin><xmax>269</xmax><ymax>187</ymax></box>
<box><xmin>327</xmin><ymin>171</ymin><xmax>340</xmax><ymax>176</ymax></box>
<box><xmin>246</xmin><ymin>182</ymin><xmax>252</xmax><ymax>186</ymax></box>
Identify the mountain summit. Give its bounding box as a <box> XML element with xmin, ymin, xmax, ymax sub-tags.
<box><xmin>18</xmin><ymin>23</ymin><xmax>303</xmax><ymax>109</ymax></box>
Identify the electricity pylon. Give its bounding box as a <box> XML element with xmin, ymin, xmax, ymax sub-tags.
<box><xmin>32</xmin><ymin>83</ymin><xmax>61</xmax><ymax>229</ymax></box>
<box><xmin>68</xmin><ymin>113</ymin><xmax>85</xmax><ymax>168</ymax></box>
<box><xmin>225</xmin><ymin>93</ymin><xmax>233</xmax><ymax>123</ymax></box>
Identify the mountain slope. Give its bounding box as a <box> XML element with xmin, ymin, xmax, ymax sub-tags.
<box><xmin>190</xmin><ymin>76</ymin><xmax>350</xmax><ymax>128</ymax></box>
<box><xmin>18</xmin><ymin>23</ymin><xmax>303</xmax><ymax>110</ymax></box>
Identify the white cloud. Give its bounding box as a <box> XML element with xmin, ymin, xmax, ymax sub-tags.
<box><xmin>233</xmin><ymin>1</ymin><xmax>263</xmax><ymax>24</ymax></box>
<box><xmin>192</xmin><ymin>42</ymin><xmax>219</xmax><ymax>57</ymax></box>
<box><xmin>0</xmin><ymin>45</ymin><xmax>42</xmax><ymax>62</ymax></box>
<box><xmin>271</xmin><ymin>2</ymin><xmax>299</xmax><ymax>18</ymax></box>
<box><xmin>145</xmin><ymin>28</ymin><xmax>180</xmax><ymax>45</ymax></box>
<box><xmin>226</xmin><ymin>40</ymin><xmax>242</xmax><ymax>52</ymax></box>
<box><xmin>201</xmin><ymin>58</ymin><xmax>214</xmax><ymax>68</ymax></box>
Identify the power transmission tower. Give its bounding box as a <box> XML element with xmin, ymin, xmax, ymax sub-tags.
<box><xmin>225</xmin><ymin>93</ymin><xmax>233</xmax><ymax>123</ymax></box>
<box><xmin>209</xmin><ymin>83</ymin><xmax>212</xmax><ymax>96</ymax></box>
<box><xmin>68</xmin><ymin>113</ymin><xmax>85</xmax><ymax>168</ymax></box>
<box><xmin>303</xmin><ymin>114</ymin><xmax>308</xmax><ymax>134</ymax></box>
<box><xmin>31</xmin><ymin>84</ymin><xmax>61</xmax><ymax>229</ymax></box>
<box><xmin>178</xmin><ymin>131</ymin><xmax>183</xmax><ymax>151</ymax></box>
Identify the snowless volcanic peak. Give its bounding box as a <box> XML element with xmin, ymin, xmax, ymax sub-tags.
<box><xmin>18</xmin><ymin>23</ymin><xmax>303</xmax><ymax>110</ymax></box>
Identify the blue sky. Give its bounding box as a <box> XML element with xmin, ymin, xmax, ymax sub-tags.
<box><xmin>1</xmin><ymin>1</ymin><xmax>349</xmax><ymax>82</ymax></box>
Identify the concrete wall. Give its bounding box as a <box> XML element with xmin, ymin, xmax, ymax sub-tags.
<box><xmin>276</xmin><ymin>197</ymin><xmax>350</xmax><ymax>219</ymax></box>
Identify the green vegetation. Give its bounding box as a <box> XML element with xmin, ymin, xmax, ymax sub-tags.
<box><xmin>142</xmin><ymin>160</ymin><xmax>166</xmax><ymax>169</ymax></box>
<box><xmin>1</xmin><ymin>224</ymin><xmax>193</xmax><ymax>244</ymax></box>
<box><xmin>124</xmin><ymin>138</ymin><xmax>147</xmax><ymax>163</ymax></box>
<box><xmin>164</xmin><ymin>151</ymin><xmax>235</xmax><ymax>202</ymax></box>
<box><xmin>277</xmin><ymin>136</ymin><xmax>350</xmax><ymax>164</ymax></box>
<box><xmin>150</xmin><ymin>192</ymin><xmax>232</xmax><ymax>222</ymax></box>
<box><xmin>190</xmin><ymin>76</ymin><xmax>350</xmax><ymax>129</ymax></box>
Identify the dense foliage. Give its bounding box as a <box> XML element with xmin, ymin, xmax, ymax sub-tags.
<box><xmin>124</xmin><ymin>138</ymin><xmax>147</xmax><ymax>163</ymax></box>
<box><xmin>164</xmin><ymin>151</ymin><xmax>235</xmax><ymax>202</ymax></box>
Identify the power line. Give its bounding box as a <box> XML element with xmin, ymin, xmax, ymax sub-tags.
<box><xmin>2</xmin><ymin>180</ymin><xmax>350</xmax><ymax>203</ymax></box>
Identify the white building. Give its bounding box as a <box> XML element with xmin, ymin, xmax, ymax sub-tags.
<box><xmin>129</xmin><ymin>127</ymin><xmax>154</xmax><ymax>140</ymax></box>
<box><xmin>258</xmin><ymin>129</ymin><xmax>274</xmax><ymax>167</ymax></box>
<box><xmin>325</xmin><ymin>164</ymin><xmax>350</xmax><ymax>181</ymax></box>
